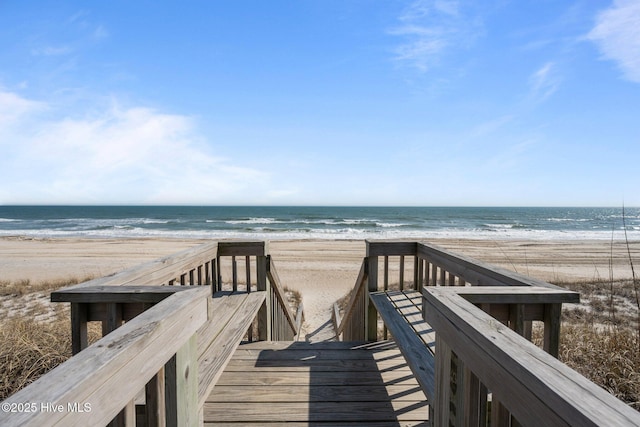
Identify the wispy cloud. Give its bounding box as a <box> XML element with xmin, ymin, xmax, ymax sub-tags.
<box><xmin>528</xmin><ymin>62</ymin><xmax>561</xmax><ymax>102</ymax></box>
<box><xmin>0</xmin><ymin>91</ymin><xmax>267</xmax><ymax>204</ymax></box>
<box><xmin>31</xmin><ymin>46</ymin><xmax>73</xmax><ymax>56</ymax></box>
<box><xmin>587</xmin><ymin>0</ymin><xmax>640</xmax><ymax>83</ymax></box>
<box><xmin>389</xmin><ymin>0</ymin><xmax>482</xmax><ymax>72</ymax></box>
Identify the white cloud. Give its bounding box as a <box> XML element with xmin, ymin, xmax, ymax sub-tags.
<box><xmin>389</xmin><ymin>0</ymin><xmax>481</xmax><ymax>72</ymax></box>
<box><xmin>0</xmin><ymin>91</ymin><xmax>268</xmax><ymax>204</ymax></box>
<box><xmin>528</xmin><ymin>62</ymin><xmax>561</xmax><ymax>102</ymax></box>
<box><xmin>588</xmin><ymin>0</ymin><xmax>640</xmax><ymax>83</ymax></box>
<box><xmin>0</xmin><ymin>90</ymin><xmax>46</xmax><ymax>127</ymax></box>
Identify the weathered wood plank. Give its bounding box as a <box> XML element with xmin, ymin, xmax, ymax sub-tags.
<box><xmin>223</xmin><ymin>358</ymin><xmax>410</xmax><ymax>372</ymax></box>
<box><xmin>0</xmin><ymin>287</ymin><xmax>209</xmax><ymax>427</ymax></box>
<box><xmin>417</xmin><ymin>243</ymin><xmax>571</xmax><ymax>292</ymax></box>
<box><xmin>209</xmin><ymin>385</ymin><xmax>426</xmax><ymax>402</ymax></box>
<box><xmin>216</xmin><ymin>369</ymin><xmax>420</xmax><ymax>387</ymax></box>
<box><xmin>423</xmin><ymin>287</ymin><xmax>640</xmax><ymax>426</ymax></box>
<box><xmin>434</xmin><ymin>285</ymin><xmax>579</xmax><ymax>304</ymax></box>
<box><xmin>52</xmin><ymin>285</ymin><xmax>196</xmax><ymax>303</ymax></box>
<box><xmin>166</xmin><ymin>334</ymin><xmax>198</xmax><ymax>427</ymax></box>
<box><xmin>197</xmin><ymin>292</ymin><xmax>266</xmax><ymax>408</ymax></box>
<box><xmin>230</xmin><ymin>347</ymin><xmax>407</xmax><ymax>362</ymax></box>
<box><xmin>203</xmin><ymin>401</ymin><xmax>429</xmax><ymax>423</ymax></box>
<box><xmin>55</xmin><ymin>242</ymin><xmax>218</xmax><ymax>291</ymax></box>
<box><xmin>337</xmin><ymin>259</ymin><xmax>367</xmax><ymax>337</ymax></box>
<box><xmin>266</xmin><ymin>257</ymin><xmax>298</xmax><ymax>333</ymax></box>
<box><xmin>370</xmin><ymin>292</ymin><xmax>436</xmax><ymax>402</ymax></box>
<box><xmin>216</xmin><ymin>241</ymin><xmax>267</xmax><ymax>257</ymax></box>
<box><xmin>389</xmin><ymin>291</ymin><xmax>436</xmax><ymax>353</ymax></box>
<box><xmin>367</xmin><ymin>240</ymin><xmax>418</xmax><ymax>257</ymax></box>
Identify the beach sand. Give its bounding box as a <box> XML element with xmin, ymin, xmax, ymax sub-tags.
<box><xmin>1</xmin><ymin>237</ymin><xmax>638</xmax><ymax>338</ymax></box>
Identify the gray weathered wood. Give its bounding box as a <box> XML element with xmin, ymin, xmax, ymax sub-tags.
<box><xmin>417</xmin><ymin>243</ymin><xmax>570</xmax><ymax>291</ymax></box>
<box><xmin>0</xmin><ymin>287</ymin><xmax>209</xmax><ymax>427</ymax></box>
<box><xmin>206</xmin><ymin>340</ymin><xmax>429</xmax><ymax>425</ymax></box>
<box><xmin>336</xmin><ymin>260</ymin><xmax>367</xmax><ymax>337</ymax></box>
<box><xmin>52</xmin><ymin>285</ymin><xmax>197</xmax><ymax>303</ymax></box>
<box><xmin>366</xmin><ymin>240</ymin><xmax>418</xmax><ymax>257</ymax></box>
<box><xmin>54</xmin><ymin>242</ymin><xmax>218</xmax><ymax>291</ymax></box>
<box><xmin>144</xmin><ymin>368</ymin><xmax>165</xmax><ymax>427</ymax></box>
<box><xmin>166</xmin><ymin>334</ymin><xmax>198</xmax><ymax>427</ymax></box>
<box><xmin>216</xmin><ymin>241</ymin><xmax>267</xmax><ymax>257</ymax></box>
<box><xmin>434</xmin><ymin>285</ymin><xmax>579</xmax><ymax>304</ymax></box>
<box><xmin>70</xmin><ymin>302</ymin><xmax>88</xmax><ymax>355</ymax></box>
<box><xmin>370</xmin><ymin>291</ymin><xmax>435</xmax><ymax>402</ymax></box>
<box><xmin>197</xmin><ymin>292</ymin><xmax>266</xmax><ymax>408</ymax></box>
<box><xmin>366</xmin><ymin>255</ymin><xmax>379</xmax><ymax>341</ymax></box>
<box><xmin>423</xmin><ymin>287</ymin><xmax>640</xmax><ymax>426</ymax></box>
<box><xmin>266</xmin><ymin>257</ymin><xmax>298</xmax><ymax>336</ymax></box>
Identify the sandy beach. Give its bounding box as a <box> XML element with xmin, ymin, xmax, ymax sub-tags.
<box><xmin>1</xmin><ymin>236</ymin><xmax>638</xmax><ymax>338</ymax></box>
<box><xmin>0</xmin><ymin>237</ymin><xmax>640</xmax><ymax>336</ymax></box>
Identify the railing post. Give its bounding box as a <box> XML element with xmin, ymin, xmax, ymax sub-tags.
<box><xmin>257</xmin><ymin>255</ymin><xmax>271</xmax><ymax>341</ymax></box>
<box><xmin>366</xmin><ymin>255</ymin><xmax>378</xmax><ymax>341</ymax></box>
<box><xmin>145</xmin><ymin>367</ymin><xmax>166</xmax><ymax>427</ymax></box>
<box><xmin>435</xmin><ymin>336</ymin><xmax>466</xmax><ymax>427</ymax></box>
<box><xmin>165</xmin><ymin>334</ymin><xmax>198</xmax><ymax>427</ymax></box>
<box><xmin>70</xmin><ymin>303</ymin><xmax>88</xmax><ymax>355</ymax></box>
<box><xmin>543</xmin><ymin>303</ymin><xmax>561</xmax><ymax>357</ymax></box>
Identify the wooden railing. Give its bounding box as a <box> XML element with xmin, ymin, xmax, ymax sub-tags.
<box><xmin>1</xmin><ymin>286</ymin><xmax>210</xmax><ymax>426</ymax></box>
<box><xmin>336</xmin><ymin>240</ymin><xmax>640</xmax><ymax>426</ymax></box>
<box><xmin>333</xmin><ymin>260</ymin><xmax>368</xmax><ymax>341</ymax></box>
<box><xmin>0</xmin><ymin>240</ymin><xmax>302</xmax><ymax>426</ymax></box>
<box><xmin>424</xmin><ymin>286</ymin><xmax>640</xmax><ymax>426</ymax></box>
<box><xmin>214</xmin><ymin>241</ymin><xmax>303</xmax><ymax>341</ymax></box>
<box><xmin>338</xmin><ymin>240</ymin><xmax>574</xmax><ymax>347</ymax></box>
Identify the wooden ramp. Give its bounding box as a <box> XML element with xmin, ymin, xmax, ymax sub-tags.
<box><xmin>204</xmin><ymin>340</ymin><xmax>430</xmax><ymax>426</ymax></box>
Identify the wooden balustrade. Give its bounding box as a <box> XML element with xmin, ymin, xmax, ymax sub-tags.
<box><xmin>0</xmin><ymin>287</ymin><xmax>210</xmax><ymax>427</ymax></box>
<box><xmin>336</xmin><ymin>240</ymin><xmax>640</xmax><ymax>426</ymax></box>
<box><xmin>333</xmin><ymin>260</ymin><xmax>368</xmax><ymax>341</ymax></box>
<box><xmin>54</xmin><ymin>241</ymin><xmax>301</xmax><ymax>353</ymax></box>
<box><xmin>424</xmin><ymin>286</ymin><xmax>640</xmax><ymax>426</ymax></box>
<box><xmin>3</xmin><ymin>239</ymin><xmax>639</xmax><ymax>426</ymax></box>
<box><xmin>0</xmin><ymin>240</ymin><xmax>305</xmax><ymax>427</ymax></box>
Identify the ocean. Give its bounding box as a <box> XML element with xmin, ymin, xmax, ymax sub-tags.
<box><xmin>0</xmin><ymin>206</ymin><xmax>639</xmax><ymax>241</ymax></box>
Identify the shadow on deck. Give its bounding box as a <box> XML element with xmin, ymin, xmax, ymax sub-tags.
<box><xmin>205</xmin><ymin>340</ymin><xmax>429</xmax><ymax>426</ymax></box>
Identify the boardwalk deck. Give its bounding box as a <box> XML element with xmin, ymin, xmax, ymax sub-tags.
<box><xmin>204</xmin><ymin>340</ymin><xmax>430</xmax><ymax>426</ymax></box>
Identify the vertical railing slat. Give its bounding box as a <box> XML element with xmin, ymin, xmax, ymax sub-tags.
<box><xmin>246</xmin><ymin>256</ymin><xmax>251</xmax><ymax>293</ymax></box>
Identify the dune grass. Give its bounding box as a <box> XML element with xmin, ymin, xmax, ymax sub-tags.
<box><xmin>0</xmin><ymin>277</ymin><xmax>102</xmax><ymax>400</ymax></box>
<box><xmin>0</xmin><ymin>276</ymin><xmax>94</xmax><ymax>297</ymax></box>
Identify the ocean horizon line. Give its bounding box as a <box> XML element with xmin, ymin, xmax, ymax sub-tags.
<box><xmin>1</xmin><ymin>205</ymin><xmax>639</xmax><ymax>241</ymax></box>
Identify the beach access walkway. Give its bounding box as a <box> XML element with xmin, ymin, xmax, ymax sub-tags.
<box><xmin>2</xmin><ymin>240</ymin><xmax>640</xmax><ymax>426</ymax></box>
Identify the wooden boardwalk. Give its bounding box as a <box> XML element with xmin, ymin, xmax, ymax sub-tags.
<box><xmin>204</xmin><ymin>340</ymin><xmax>430</xmax><ymax>426</ymax></box>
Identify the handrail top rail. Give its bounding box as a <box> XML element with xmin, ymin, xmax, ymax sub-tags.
<box><xmin>51</xmin><ymin>284</ymin><xmax>198</xmax><ymax>303</ymax></box>
<box><xmin>366</xmin><ymin>239</ymin><xmax>417</xmax><ymax>256</ymax></box>
<box><xmin>216</xmin><ymin>240</ymin><xmax>268</xmax><ymax>256</ymax></box>
<box><xmin>417</xmin><ymin>241</ymin><xmax>568</xmax><ymax>290</ymax></box>
<box><xmin>1</xmin><ymin>286</ymin><xmax>210</xmax><ymax>427</ymax></box>
<box><xmin>52</xmin><ymin>240</ymin><xmax>268</xmax><ymax>294</ymax></box>
<box><xmin>336</xmin><ymin>259</ymin><xmax>367</xmax><ymax>337</ymax></box>
<box><xmin>55</xmin><ymin>241</ymin><xmax>220</xmax><ymax>292</ymax></box>
<box><xmin>423</xmin><ymin>285</ymin><xmax>579</xmax><ymax>304</ymax></box>
<box><xmin>423</xmin><ymin>285</ymin><xmax>640</xmax><ymax>426</ymax></box>
<box><xmin>365</xmin><ymin>239</ymin><xmax>568</xmax><ymax>291</ymax></box>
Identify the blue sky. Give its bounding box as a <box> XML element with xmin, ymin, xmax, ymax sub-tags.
<box><xmin>1</xmin><ymin>1</ymin><xmax>638</xmax><ymax>206</ymax></box>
